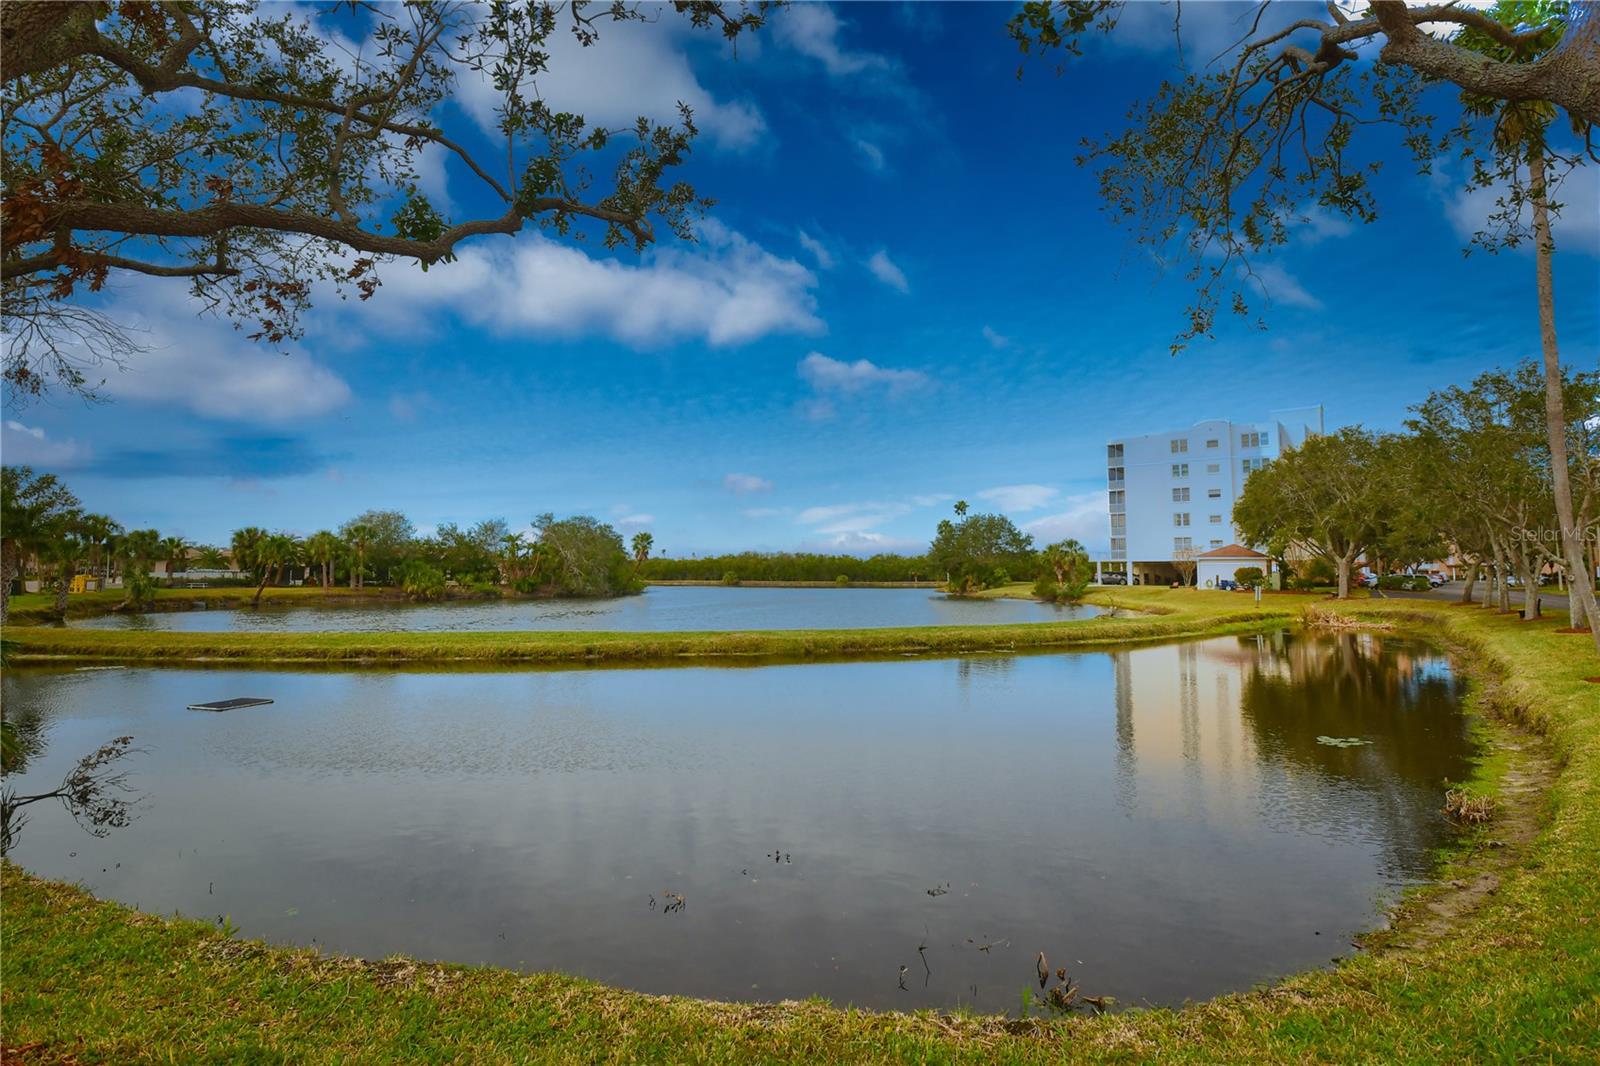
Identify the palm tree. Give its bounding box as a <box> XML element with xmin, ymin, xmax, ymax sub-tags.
<box><xmin>953</xmin><ymin>500</ymin><xmax>969</xmax><ymax>517</ymax></box>
<box><xmin>42</xmin><ymin>524</ymin><xmax>90</xmax><ymax>619</ymax></box>
<box><xmin>630</xmin><ymin>531</ymin><xmax>653</xmax><ymax>578</ymax></box>
<box><xmin>118</xmin><ymin>529</ymin><xmax>161</xmax><ymax>574</ymax></box>
<box><xmin>194</xmin><ymin>545</ymin><xmax>228</xmax><ymax>570</ymax></box>
<box><xmin>78</xmin><ymin>513</ymin><xmax>122</xmax><ymax>589</ymax></box>
<box><xmin>248</xmin><ymin>533</ymin><xmax>300</xmax><ymax>606</ymax></box>
<box><xmin>343</xmin><ymin>522</ymin><xmax>376</xmax><ymax>589</ymax></box>
<box><xmin>1457</xmin><ymin>5</ymin><xmax>1600</xmax><ymax>651</ymax></box>
<box><xmin>159</xmin><ymin>535</ymin><xmax>191</xmax><ymax>578</ymax></box>
<box><xmin>231</xmin><ymin>527</ymin><xmax>267</xmax><ymax>582</ymax></box>
<box><xmin>304</xmin><ymin>531</ymin><xmax>340</xmax><ymax>589</ymax></box>
<box><xmin>1</xmin><ymin>466</ymin><xmax>80</xmax><ymax>621</ymax></box>
<box><xmin>499</xmin><ymin>532</ymin><xmax>527</xmax><ymax>584</ymax></box>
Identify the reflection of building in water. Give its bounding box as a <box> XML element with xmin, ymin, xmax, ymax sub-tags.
<box><xmin>1107</xmin><ymin>632</ymin><xmax>1475</xmax><ymax>867</ymax></box>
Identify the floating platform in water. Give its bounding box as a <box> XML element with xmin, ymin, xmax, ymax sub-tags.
<box><xmin>187</xmin><ymin>697</ymin><xmax>274</xmax><ymax>712</ymax></box>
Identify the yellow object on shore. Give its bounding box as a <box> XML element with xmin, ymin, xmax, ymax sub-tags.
<box><xmin>69</xmin><ymin>575</ymin><xmax>99</xmax><ymax>594</ymax></box>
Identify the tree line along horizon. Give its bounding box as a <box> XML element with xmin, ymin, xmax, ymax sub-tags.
<box><xmin>3</xmin><ymin>359</ymin><xmax>1591</xmax><ymax>625</ymax></box>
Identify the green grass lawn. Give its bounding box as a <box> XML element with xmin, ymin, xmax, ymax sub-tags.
<box><xmin>3</xmin><ymin>594</ymin><xmax>1598</xmax><ymax>1062</ymax></box>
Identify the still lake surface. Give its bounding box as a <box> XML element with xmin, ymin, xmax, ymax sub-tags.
<box><xmin>69</xmin><ymin>584</ymin><xmax>1097</xmax><ymax>632</ymax></box>
<box><xmin>3</xmin><ymin>630</ymin><xmax>1473</xmax><ymax>1012</ymax></box>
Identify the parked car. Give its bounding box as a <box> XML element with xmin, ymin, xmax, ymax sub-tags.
<box><xmin>1426</xmin><ymin>573</ymin><xmax>1448</xmax><ymax>588</ymax></box>
<box><xmin>1216</xmin><ymin>579</ymin><xmax>1238</xmax><ymax>591</ymax></box>
<box><xmin>1099</xmin><ymin>572</ymin><xmax>1127</xmax><ymax>585</ymax></box>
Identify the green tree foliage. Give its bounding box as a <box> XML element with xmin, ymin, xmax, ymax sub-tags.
<box><xmin>929</xmin><ymin>503</ymin><xmax>1035</xmax><ymax>595</ymax></box>
<box><xmin>398</xmin><ymin>560</ymin><xmax>447</xmax><ymax>602</ymax></box>
<box><xmin>640</xmin><ymin>552</ymin><xmax>933</xmax><ymax>583</ymax></box>
<box><xmin>1234</xmin><ymin>566</ymin><xmax>1265</xmax><ymax>589</ymax></box>
<box><xmin>532</xmin><ymin>514</ymin><xmax>636</xmax><ymax>597</ymax></box>
<box><xmin>1408</xmin><ymin>362</ymin><xmax>1598</xmax><ymax>620</ymax></box>
<box><xmin>1</xmin><ymin>1</ymin><xmax>769</xmax><ymax>401</ymax></box>
<box><xmin>1036</xmin><ymin>538</ymin><xmax>1093</xmax><ymax>602</ymax></box>
<box><xmin>1233</xmin><ymin>428</ymin><xmax>1391</xmax><ymax>599</ymax></box>
<box><xmin>1</xmin><ymin>465</ymin><xmax>79</xmax><ymax>621</ymax></box>
<box><xmin>339</xmin><ymin>511</ymin><xmax>414</xmax><ymax>585</ymax></box>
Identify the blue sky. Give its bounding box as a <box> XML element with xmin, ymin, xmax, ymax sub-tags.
<box><xmin>5</xmin><ymin>1</ymin><xmax>1597</xmax><ymax>556</ymax></box>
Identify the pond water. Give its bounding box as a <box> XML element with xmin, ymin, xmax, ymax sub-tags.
<box><xmin>69</xmin><ymin>584</ymin><xmax>1097</xmax><ymax>633</ymax></box>
<box><xmin>2</xmin><ymin>630</ymin><xmax>1474</xmax><ymax>1012</ymax></box>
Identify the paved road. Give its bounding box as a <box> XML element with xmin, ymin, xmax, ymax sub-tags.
<box><xmin>1376</xmin><ymin>580</ymin><xmax>1570</xmax><ymax>614</ymax></box>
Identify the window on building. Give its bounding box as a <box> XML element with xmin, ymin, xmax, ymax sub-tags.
<box><xmin>1171</xmin><ymin>463</ymin><xmax>1189</xmax><ymax>478</ymax></box>
<box><xmin>1172</xmin><ymin>487</ymin><xmax>1190</xmax><ymax>502</ymax></box>
<box><xmin>1210</xmin><ymin>539</ymin><xmax>1223</xmax><ymax>547</ymax></box>
<box><xmin>1111</xmin><ymin>537</ymin><xmax>1126</xmax><ymax>552</ymax></box>
<box><xmin>1241</xmin><ymin>431</ymin><xmax>1263</xmax><ymax>448</ymax></box>
<box><xmin>1207</xmin><ymin>487</ymin><xmax>1222</xmax><ymax>498</ymax></box>
<box><xmin>1109</xmin><ymin>490</ymin><xmax>1125</xmax><ymax>510</ymax></box>
<box><xmin>1173</xmin><ymin>512</ymin><xmax>1190</xmax><ymax>527</ymax></box>
<box><xmin>1174</xmin><ymin>536</ymin><xmax>1193</xmax><ymax>551</ymax></box>
<box><xmin>1107</xmin><ymin>466</ymin><xmax>1125</xmax><ymax>482</ymax></box>
<box><xmin>1107</xmin><ymin>443</ymin><xmax>1124</xmax><ymax>460</ymax></box>
<box><xmin>1209</xmin><ymin>514</ymin><xmax>1222</xmax><ymax>523</ymax></box>
<box><xmin>1110</xmin><ymin>515</ymin><xmax>1126</xmax><ymax>534</ymax></box>
<box><xmin>1205</xmin><ymin>439</ymin><xmax>1219</xmax><ymax>448</ymax></box>
<box><xmin>1206</xmin><ymin>463</ymin><xmax>1220</xmax><ymax>473</ymax></box>
<box><xmin>1242</xmin><ymin>458</ymin><xmax>1267</xmax><ymax>475</ymax></box>
<box><xmin>1170</xmin><ymin>438</ymin><xmax>1189</xmax><ymax>454</ymax></box>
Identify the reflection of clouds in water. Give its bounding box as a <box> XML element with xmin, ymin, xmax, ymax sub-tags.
<box><xmin>4</xmin><ymin>634</ymin><xmax>1474</xmax><ymax>1014</ymax></box>
<box><xmin>206</xmin><ymin>679</ymin><xmax>698</xmax><ymax>776</ymax></box>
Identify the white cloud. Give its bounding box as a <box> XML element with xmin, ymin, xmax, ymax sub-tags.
<box><xmin>1022</xmin><ymin>492</ymin><xmax>1112</xmax><ymax>553</ymax></box>
<box><xmin>369</xmin><ymin>222</ymin><xmax>823</xmax><ymax>347</ymax></box>
<box><xmin>977</xmin><ymin>484</ymin><xmax>1059</xmax><ymax>513</ymax></box>
<box><xmin>798</xmin><ymin>352</ymin><xmax>928</xmax><ymax>397</ymax></box>
<box><xmin>615</xmin><ymin>513</ymin><xmax>654</xmax><ymax>528</ymax></box>
<box><xmin>2</xmin><ymin>420</ymin><xmax>91</xmax><ymax>467</ymax></box>
<box><xmin>798</xmin><ymin>499</ymin><xmax>913</xmax><ymax>535</ymax></box>
<box><xmin>797</xmin><ymin>230</ymin><xmax>835</xmax><ymax>270</ymax></box>
<box><xmin>854</xmin><ymin>137</ymin><xmax>887</xmax><ymax>172</ymax></box>
<box><xmin>773</xmin><ymin>3</ymin><xmax>892</xmax><ymax>77</ymax></box>
<box><xmin>741</xmin><ymin>506</ymin><xmax>788</xmax><ymax>519</ymax></box>
<box><xmin>866</xmin><ymin>249</ymin><xmax>910</xmax><ymax>293</ymax></box>
<box><xmin>1436</xmin><ymin>160</ymin><xmax>1599</xmax><ymax>257</ymax></box>
<box><xmin>800</xmin><ymin>530</ymin><xmax>925</xmax><ymax>555</ymax></box>
<box><xmin>454</xmin><ymin>16</ymin><xmax>765</xmax><ymax>151</ymax></box>
<box><xmin>982</xmin><ymin>325</ymin><xmax>1011</xmax><ymax>349</ymax></box>
<box><xmin>1241</xmin><ymin>262</ymin><xmax>1322</xmax><ymax>310</ymax></box>
<box><xmin>796</xmin><ymin>493</ymin><xmax>947</xmax><ymax>536</ymax></box>
<box><xmin>388</xmin><ymin>390</ymin><xmax>431</xmax><ymax>423</ymax></box>
<box><xmin>723</xmin><ymin>472</ymin><xmax>774</xmax><ymax>494</ymax></box>
<box><xmin>1293</xmin><ymin>204</ymin><xmax>1354</xmax><ymax>245</ymax></box>
<box><xmin>92</xmin><ymin>278</ymin><xmax>351</xmax><ymax>422</ymax></box>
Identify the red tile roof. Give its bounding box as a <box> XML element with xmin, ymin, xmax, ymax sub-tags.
<box><xmin>1197</xmin><ymin>543</ymin><xmax>1268</xmax><ymax>559</ymax></box>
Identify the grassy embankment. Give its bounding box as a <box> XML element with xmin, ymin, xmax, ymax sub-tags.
<box><xmin>2</xmin><ymin>586</ymin><xmax>1312</xmax><ymax>665</ymax></box>
<box><xmin>4</xmin><ymin>593</ymin><xmax>1598</xmax><ymax>1062</ymax></box>
<box><xmin>3</xmin><ymin>585</ymin><xmax>399</xmax><ymax>625</ymax></box>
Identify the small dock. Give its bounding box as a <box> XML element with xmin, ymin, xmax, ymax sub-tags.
<box><xmin>187</xmin><ymin>698</ymin><xmax>275</xmax><ymax>712</ymax></box>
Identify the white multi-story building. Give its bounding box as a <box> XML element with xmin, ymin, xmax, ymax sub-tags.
<box><xmin>1105</xmin><ymin>406</ymin><xmax>1324</xmax><ymax>584</ymax></box>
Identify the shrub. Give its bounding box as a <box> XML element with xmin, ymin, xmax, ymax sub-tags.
<box><xmin>835</xmin><ymin>574</ymin><xmax>850</xmax><ymax>585</ymax></box>
<box><xmin>1377</xmin><ymin>574</ymin><xmax>1430</xmax><ymax>591</ymax></box>
<box><xmin>1234</xmin><ymin>566</ymin><xmax>1265</xmax><ymax>589</ymax></box>
<box><xmin>1033</xmin><ymin>575</ymin><xmax>1060</xmax><ymax>601</ymax></box>
<box><xmin>721</xmin><ymin>571</ymin><xmax>740</xmax><ymax>586</ymax></box>
<box><xmin>989</xmin><ymin>567</ymin><xmax>1011</xmax><ymax>588</ymax></box>
<box><xmin>398</xmin><ymin>561</ymin><xmax>446</xmax><ymax>601</ymax></box>
<box><xmin>121</xmin><ymin>570</ymin><xmax>156</xmax><ymax>609</ymax></box>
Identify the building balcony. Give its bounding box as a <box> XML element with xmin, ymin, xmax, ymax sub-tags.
<box><xmin>1108</xmin><ymin>549</ymin><xmax>1126</xmax><ymax>560</ymax></box>
<box><xmin>1106</xmin><ymin>479</ymin><xmax>1125</xmax><ymax>490</ymax></box>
